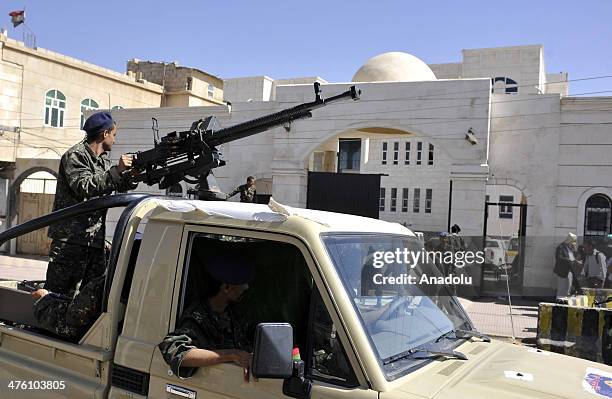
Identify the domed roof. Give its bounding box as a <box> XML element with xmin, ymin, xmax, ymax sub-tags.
<box><xmin>352</xmin><ymin>52</ymin><xmax>437</xmax><ymax>83</ymax></box>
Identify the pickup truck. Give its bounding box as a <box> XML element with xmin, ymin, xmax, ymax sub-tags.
<box><xmin>0</xmin><ymin>194</ymin><xmax>609</xmax><ymax>398</ymax></box>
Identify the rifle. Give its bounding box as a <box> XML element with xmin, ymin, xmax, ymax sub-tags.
<box><xmin>126</xmin><ymin>83</ymin><xmax>360</xmax><ymax>200</ymax></box>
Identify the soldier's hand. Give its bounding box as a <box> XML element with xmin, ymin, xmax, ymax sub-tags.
<box><xmin>117</xmin><ymin>154</ymin><xmax>134</xmax><ymax>174</ymax></box>
<box><xmin>31</xmin><ymin>289</ymin><xmax>49</xmax><ymax>300</ymax></box>
<box><xmin>231</xmin><ymin>350</ymin><xmax>253</xmax><ymax>383</ymax></box>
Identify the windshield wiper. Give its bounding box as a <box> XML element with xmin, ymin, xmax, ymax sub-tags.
<box><xmin>455</xmin><ymin>329</ymin><xmax>491</xmax><ymax>342</ymax></box>
<box><xmin>436</xmin><ymin>329</ymin><xmax>491</xmax><ymax>343</ymax></box>
<box><xmin>383</xmin><ymin>346</ymin><xmax>468</xmax><ymax>365</ymax></box>
<box><xmin>411</xmin><ymin>348</ymin><xmax>468</xmax><ymax>361</ymax></box>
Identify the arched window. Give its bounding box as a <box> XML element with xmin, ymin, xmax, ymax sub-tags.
<box><xmin>491</xmin><ymin>77</ymin><xmax>518</xmax><ymax>94</ymax></box>
<box><xmin>584</xmin><ymin>194</ymin><xmax>612</xmax><ymax>236</ymax></box>
<box><xmin>111</xmin><ymin>105</ymin><xmax>124</xmax><ymax>110</ymax></box>
<box><xmin>44</xmin><ymin>90</ymin><xmax>66</xmax><ymax>127</ymax></box>
<box><xmin>80</xmin><ymin>98</ymin><xmax>99</xmax><ymax>128</ymax></box>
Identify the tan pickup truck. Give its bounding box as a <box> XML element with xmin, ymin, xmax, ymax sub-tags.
<box><xmin>0</xmin><ymin>193</ymin><xmax>610</xmax><ymax>399</ymax></box>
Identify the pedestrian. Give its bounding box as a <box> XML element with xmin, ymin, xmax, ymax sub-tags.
<box><xmin>44</xmin><ymin>111</ymin><xmax>136</xmax><ymax>298</ymax></box>
<box><xmin>581</xmin><ymin>240</ymin><xmax>607</xmax><ymax>288</ymax></box>
<box><xmin>228</xmin><ymin>176</ymin><xmax>257</xmax><ymax>203</ymax></box>
<box><xmin>553</xmin><ymin>233</ymin><xmax>580</xmax><ymax>298</ymax></box>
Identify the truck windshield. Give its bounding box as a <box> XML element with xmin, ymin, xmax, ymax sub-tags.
<box><xmin>322</xmin><ymin>233</ymin><xmax>472</xmax><ymax>380</ymax></box>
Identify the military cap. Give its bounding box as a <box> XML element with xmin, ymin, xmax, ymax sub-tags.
<box><xmin>83</xmin><ymin>111</ymin><xmax>114</xmax><ymax>139</ymax></box>
<box><xmin>205</xmin><ymin>254</ymin><xmax>255</xmax><ymax>285</ymax></box>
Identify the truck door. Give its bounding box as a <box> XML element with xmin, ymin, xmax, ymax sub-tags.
<box><xmin>146</xmin><ymin>226</ymin><xmax>376</xmax><ymax>399</ymax></box>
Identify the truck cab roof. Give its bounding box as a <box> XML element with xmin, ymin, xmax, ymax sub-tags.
<box><xmin>146</xmin><ymin>197</ymin><xmax>414</xmax><ymax>236</ymax></box>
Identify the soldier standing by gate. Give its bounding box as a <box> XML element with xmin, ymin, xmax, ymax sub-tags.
<box><xmin>42</xmin><ymin>111</ymin><xmax>136</xmax><ymax>298</ymax></box>
<box><xmin>228</xmin><ymin>176</ymin><xmax>257</xmax><ymax>203</ymax></box>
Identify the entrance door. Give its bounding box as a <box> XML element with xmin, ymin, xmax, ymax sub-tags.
<box><xmin>481</xmin><ymin>199</ymin><xmax>527</xmax><ymax>296</ymax></box>
<box><xmin>307</xmin><ymin>172</ymin><xmax>381</xmax><ymax>218</ymax></box>
<box><xmin>17</xmin><ymin>192</ymin><xmax>54</xmax><ymax>255</ymax></box>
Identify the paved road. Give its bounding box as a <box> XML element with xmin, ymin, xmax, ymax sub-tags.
<box><xmin>0</xmin><ymin>254</ymin><xmax>538</xmax><ymax>339</ymax></box>
<box><xmin>459</xmin><ymin>297</ymin><xmax>538</xmax><ymax>339</ymax></box>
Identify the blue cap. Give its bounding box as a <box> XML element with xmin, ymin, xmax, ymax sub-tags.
<box><xmin>205</xmin><ymin>254</ymin><xmax>255</xmax><ymax>285</ymax></box>
<box><xmin>83</xmin><ymin>111</ymin><xmax>114</xmax><ymax>139</ymax></box>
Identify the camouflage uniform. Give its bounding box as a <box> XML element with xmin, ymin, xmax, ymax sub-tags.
<box><xmin>158</xmin><ymin>299</ymin><xmax>252</xmax><ymax>378</ymax></box>
<box><xmin>46</xmin><ymin>138</ymin><xmax>126</xmax><ymax>296</ymax></box>
<box><xmin>228</xmin><ymin>184</ymin><xmax>256</xmax><ymax>203</ymax></box>
<box><xmin>33</xmin><ymin>274</ymin><xmax>105</xmax><ymax>341</ymax></box>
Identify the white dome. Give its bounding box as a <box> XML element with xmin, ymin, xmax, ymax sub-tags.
<box><xmin>352</xmin><ymin>52</ymin><xmax>437</xmax><ymax>83</ymax></box>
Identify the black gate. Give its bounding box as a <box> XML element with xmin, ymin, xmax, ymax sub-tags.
<box><xmin>307</xmin><ymin>172</ymin><xmax>381</xmax><ymax>218</ymax></box>
<box><xmin>481</xmin><ymin>201</ymin><xmax>528</xmax><ymax>296</ymax></box>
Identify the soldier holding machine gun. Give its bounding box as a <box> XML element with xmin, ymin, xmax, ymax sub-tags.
<box><xmin>30</xmin><ymin>84</ymin><xmax>360</xmax><ymax>340</ymax></box>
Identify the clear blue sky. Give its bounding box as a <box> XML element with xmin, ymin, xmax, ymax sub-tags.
<box><xmin>3</xmin><ymin>1</ymin><xmax>612</xmax><ymax>94</ymax></box>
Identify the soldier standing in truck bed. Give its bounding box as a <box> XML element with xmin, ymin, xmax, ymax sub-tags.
<box><xmin>228</xmin><ymin>176</ymin><xmax>256</xmax><ymax>203</ymax></box>
<box><xmin>43</xmin><ymin>111</ymin><xmax>136</xmax><ymax>298</ymax></box>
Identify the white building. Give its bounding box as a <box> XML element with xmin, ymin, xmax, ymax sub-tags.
<box><xmin>65</xmin><ymin>45</ymin><xmax>612</xmax><ymax>295</ymax></box>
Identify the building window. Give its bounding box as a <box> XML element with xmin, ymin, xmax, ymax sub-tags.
<box><xmin>379</xmin><ymin>188</ymin><xmax>386</xmax><ymax>212</ymax></box>
<box><xmin>382</xmin><ymin>142</ymin><xmax>387</xmax><ymax>165</ymax></box>
<box><xmin>80</xmin><ymin>98</ymin><xmax>99</xmax><ymax>129</ymax></box>
<box><xmin>338</xmin><ymin>139</ymin><xmax>361</xmax><ymax>172</ymax></box>
<box><xmin>405</xmin><ymin>142</ymin><xmax>410</xmax><ymax>165</ymax></box>
<box><xmin>499</xmin><ymin>195</ymin><xmax>514</xmax><ymax>219</ymax></box>
<box><xmin>492</xmin><ymin>77</ymin><xmax>518</xmax><ymax>94</ymax></box>
<box><xmin>428</xmin><ymin>143</ymin><xmax>434</xmax><ymax>165</ymax></box>
<box><xmin>207</xmin><ymin>83</ymin><xmax>214</xmax><ymax>98</ymax></box>
<box><xmin>413</xmin><ymin>188</ymin><xmax>421</xmax><ymax>213</ymax></box>
<box><xmin>390</xmin><ymin>188</ymin><xmax>397</xmax><ymax>212</ymax></box>
<box><xmin>416</xmin><ymin>142</ymin><xmax>422</xmax><ymax>165</ymax></box>
<box><xmin>425</xmin><ymin>189</ymin><xmax>432</xmax><ymax>214</ymax></box>
<box><xmin>44</xmin><ymin>90</ymin><xmax>66</xmax><ymax>128</ymax></box>
<box><xmin>186</xmin><ymin>77</ymin><xmax>193</xmax><ymax>91</ymax></box>
<box><xmin>393</xmin><ymin>142</ymin><xmax>399</xmax><ymax>165</ymax></box>
<box><xmin>402</xmin><ymin>188</ymin><xmax>409</xmax><ymax>212</ymax></box>
<box><xmin>584</xmin><ymin>194</ymin><xmax>612</xmax><ymax>236</ymax></box>
<box><xmin>111</xmin><ymin>105</ymin><xmax>124</xmax><ymax>110</ymax></box>
<box><xmin>486</xmin><ymin>194</ymin><xmax>490</xmax><ymax>203</ymax></box>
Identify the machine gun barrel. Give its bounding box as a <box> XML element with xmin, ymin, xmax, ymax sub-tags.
<box><xmin>206</xmin><ymin>84</ymin><xmax>359</xmax><ymax>147</ymax></box>
<box><xmin>126</xmin><ymin>83</ymin><xmax>360</xmax><ymax>192</ymax></box>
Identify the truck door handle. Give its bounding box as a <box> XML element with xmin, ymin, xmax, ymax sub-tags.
<box><xmin>166</xmin><ymin>384</ymin><xmax>196</xmax><ymax>399</ymax></box>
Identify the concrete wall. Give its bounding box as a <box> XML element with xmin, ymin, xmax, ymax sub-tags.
<box><xmin>462</xmin><ymin>45</ymin><xmax>545</xmax><ymax>94</ymax></box>
<box><xmin>428</xmin><ymin>62</ymin><xmax>462</xmax><ymax>79</ymax></box>
<box><xmin>223</xmin><ymin>76</ymin><xmax>275</xmax><ymax>102</ymax></box>
<box><xmin>488</xmin><ymin>92</ymin><xmax>562</xmax><ymax>295</ymax></box>
<box><xmin>545</xmin><ymin>72</ymin><xmax>569</xmax><ymax>96</ymax></box>
<box><xmin>557</xmin><ymin>97</ymin><xmax>612</xmax><ymax>239</ymax></box>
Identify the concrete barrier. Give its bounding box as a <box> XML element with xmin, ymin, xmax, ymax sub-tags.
<box><xmin>556</xmin><ymin>295</ymin><xmax>589</xmax><ymax>307</ymax></box>
<box><xmin>581</xmin><ymin>288</ymin><xmax>612</xmax><ymax>308</ymax></box>
<box><xmin>537</xmin><ymin>302</ymin><xmax>612</xmax><ymax>364</ymax></box>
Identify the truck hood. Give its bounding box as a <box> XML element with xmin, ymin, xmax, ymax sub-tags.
<box><xmin>382</xmin><ymin>340</ymin><xmax>612</xmax><ymax>399</ymax></box>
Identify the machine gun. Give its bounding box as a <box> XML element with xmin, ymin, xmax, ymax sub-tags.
<box><xmin>126</xmin><ymin>83</ymin><xmax>360</xmax><ymax>200</ymax></box>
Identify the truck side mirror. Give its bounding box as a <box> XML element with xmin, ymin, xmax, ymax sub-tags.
<box><xmin>252</xmin><ymin>323</ymin><xmax>293</xmax><ymax>379</ymax></box>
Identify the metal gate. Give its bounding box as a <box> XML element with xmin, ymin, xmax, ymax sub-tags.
<box><xmin>481</xmin><ymin>201</ymin><xmax>528</xmax><ymax>296</ymax></box>
<box><xmin>306</xmin><ymin>172</ymin><xmax>381</xmax><ymax>219</ymax></box>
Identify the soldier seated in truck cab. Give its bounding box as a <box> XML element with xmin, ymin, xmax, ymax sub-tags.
<box><xmin>159</xmin><ymin>254</ymin><xmax>255</xmax><ymax>381</ymax></box>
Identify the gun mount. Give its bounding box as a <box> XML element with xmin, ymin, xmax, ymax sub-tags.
<box><xmin>126</xmin><ymin>83</ymin><xmax>360</xmax><ymax>200</ymax></box>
